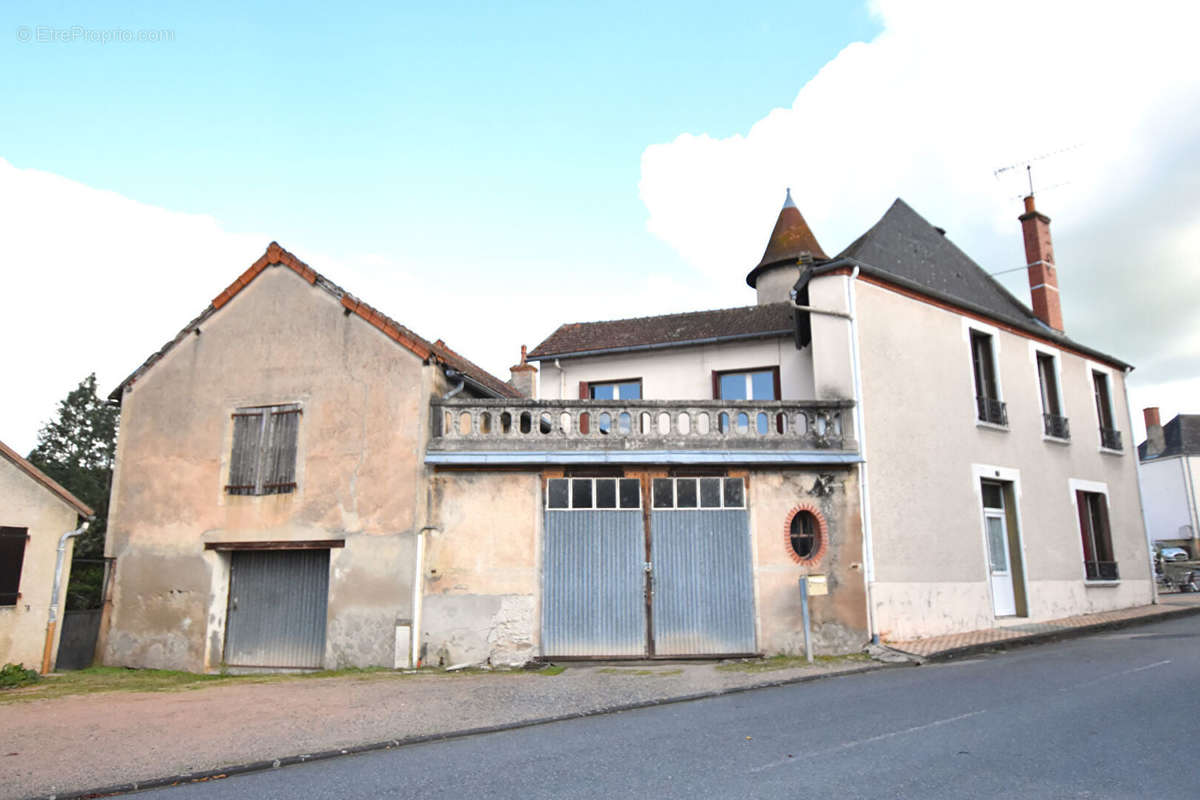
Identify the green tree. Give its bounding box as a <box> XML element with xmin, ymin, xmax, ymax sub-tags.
<box><xmin>26</xmin><ymin>374</ymin><xmax>119</xmax><ymax>608</ymax></box>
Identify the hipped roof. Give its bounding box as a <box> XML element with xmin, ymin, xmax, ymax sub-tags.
<box><xmin>111</xmin><ymin>243</ymin><xmax>522</xmax><ymax>401</ymax></box>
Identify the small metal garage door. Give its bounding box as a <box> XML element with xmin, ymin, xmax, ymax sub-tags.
<box><xmin>650</xmin><ymin>477</ymin><xmax>756</xmax><ymax>656</ymax></box>
<box><xmin>225</xmin><ymin>549</ymin><xmax>329</xmax><ymax>669</ymax></box>
<box><xmin>542</xmin><ymin>477</ymin><xmax>646</xmax><ymax>657</ymax></box>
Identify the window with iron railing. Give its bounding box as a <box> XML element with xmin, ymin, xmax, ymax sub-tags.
<box><xmin>1036</xmin><ymin>352</ymin><xmax>1069</xmax><ymax>440</ymax></box>
<box><xmin>970</xmin><ymin>330</ymin><xmax>1006</xmax><ymax>426</ymax></box>
<box><xmin>1091</xmin><ymin>371</ymin><xmax>1121</xmax><ymax>451</ymax></box>
<box><xmin>1077</xmin><ymin>490</ymin><xmax>1118</xmax><ymax>581</ymax></box>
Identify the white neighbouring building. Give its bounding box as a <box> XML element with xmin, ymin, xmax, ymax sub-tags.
<box><xmin>1138</xmin><ymin>409</ymin><xmax>1200</xmax><ymax>557</ymax></box>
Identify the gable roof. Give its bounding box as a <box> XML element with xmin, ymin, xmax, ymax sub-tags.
<box><xmin>819</xmin><ymin>198</ymin><xmax>1130</xmax><ymax>369</ymax></box>
<box><xmin>1138</xmin><ymin>414</ymin><xmax>1200</xmax><ymax>460</ymax></box>
<box><xmin>0</xmin><ymin>439</ymin><xmax>94</xmax><ymax>517</ymax></box>
<box><xmin>527</xmin><ymin>303</ymin><xmax>794</xmax><ymax>360</ymax></box>
<box><xmin>112</xmin><ymin>243</ymin><xmax>522</xmax><ymax>401</ymax></box>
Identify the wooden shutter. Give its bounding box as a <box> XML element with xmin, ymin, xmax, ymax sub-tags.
<box><xmin>1094</xmin><ymin>494</ymin><xmax>1114</xmax><ymax>562</ymax></box>
<box><xmin>227</xmin><ymin>411</ymin><xmax>265</xmax><ymax>495</ymax></box>
<box><xmin>0</xmin><ymin>527</ymin><xmax>29</xmax><ymax>605</ymax></box>
<box><xmin>263</xmin><ymin>408</ymin><xmax>301</xmax><ymax>494</ymax></box>
<box><xmin>578</xmin><ymin>381</ymin><xmax>590</xmax><ymax>399</ymax></box>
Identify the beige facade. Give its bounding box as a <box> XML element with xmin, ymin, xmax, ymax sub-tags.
<box><xmin>103</xmin><ymin>266</ymin><xmax>434</xmax><ymax>671</ymax></box>
<box><xmin>853</xmin><ymin>278</ymin><xmax>1154</xmax><ymax>640</ymax></box>
<box><xmin>1</xmin><ymin>445</ymin><xmax>90</xmax><ymax>671</ymax></box>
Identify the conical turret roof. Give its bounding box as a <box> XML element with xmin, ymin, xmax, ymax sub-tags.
<box><xmin>746</xmin><ymin>189</ymin><xmax>828</xmax><ymax>287</ymax></box>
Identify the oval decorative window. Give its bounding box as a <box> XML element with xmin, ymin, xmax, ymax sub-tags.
<box><xmin>784</xmin><ymin>505</ymin><xmax>827</xmax><ymax>564</ymax></box>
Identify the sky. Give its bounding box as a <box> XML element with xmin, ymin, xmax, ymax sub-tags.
<box><xmin>2</xmin><ymin>0</ymin><xmax>1198</xmax><ymax>456</ymax></box>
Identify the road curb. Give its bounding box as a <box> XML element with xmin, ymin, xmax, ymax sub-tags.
<box><xmin>32</xmin><ymin>662</ymin><xmax>900</xmax><ymax>800</ymax></box>
<box><xmin>898</xmin><ymin>602</ymin><xmax>1200</xmax><ymax>663</ymax></box>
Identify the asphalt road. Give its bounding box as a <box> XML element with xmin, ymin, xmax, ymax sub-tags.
<box><xmin>142</xmin><ymin>615</ymin><xmax>1200</xmax><ymax>799</ymax></box>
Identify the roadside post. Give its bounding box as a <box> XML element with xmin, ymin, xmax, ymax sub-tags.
<box><xmin>798</xmin><ymin>574</ymin><xmax>828</xmax><ymax>664</ymax></box>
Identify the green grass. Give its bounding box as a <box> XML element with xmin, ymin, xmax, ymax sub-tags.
<box><xmin>0</xmin><ymin>663</ymin><xmax>493</xmax><ymax>704</ymax></box>
<box><xmin>716</xmin><ymin>652</ymin><xmax>873</xmax><ymax>673</ymax></box>
<box><xmin>597</xmin><ymin>667</ymin><xmax>684</xmax><ymax>677</ymax></box>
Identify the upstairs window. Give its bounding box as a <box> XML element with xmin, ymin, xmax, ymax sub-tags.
<box><xmin>713</xmin><ymin>368</ymin><xmax>780</xmax><ymax>434</ymax></box>
<box><xmin>970</xmin><ymin>330</ymin><xmax>1006</xmax><ymax>425</ymax></box>
<box><xmin>588</xmin><ymin>380</ymin><xmax>642</xmax><ymax>400</ymax></box>
<box><xmin>0</xmin><ymin>527</ymin><xmax>28</xmax><ymax>605</ymax></box>
<box><xmin>226</xmin><ymin>404</ymin><xmax>301</xmax><ymax>496</ymax></box>
<box><xmin>1036</xmin><ymin>352</ymin><xmax>1069</xmax><ymax>439</ymax></box>
<box><xmin>1092</xmin><ymin>371</ymin><xmax>1121</xmax><ymax>450</ymax></box>
<box><xmin>1076</xmin><ymin>490</ymin><xmax>1118</xmax><ymax>580</ymax></box>
<box><xmin>714</xmin><ymin>368</ymin><xmax>779</xmax><ymax>401</ymax></box>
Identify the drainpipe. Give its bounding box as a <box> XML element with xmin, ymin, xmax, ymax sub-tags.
<box><xmin>554</xmin><ymin>359</ymin><xmax>565</xmax><ymax>400</ymax></box>
<box><xmin>843</xmin><ymin>267</ymin><xmax>879</xmax><ymax>644</ymax></box>
<box><xmin>410</xmin><ymin>525</ymin><xmax>435</xmax><ymax>668</ymax></box>
<box><xmin>42</xmin><ymin>519</ymin><xmax>91</xmax><ymax>674</ymax></box>
<box><xmin>442</xmin><ymin>369</ymin><xmax>466</xmax><ymax>400</ymax></box>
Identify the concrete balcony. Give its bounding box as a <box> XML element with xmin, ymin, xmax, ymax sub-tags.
<box><xmin>426</xmin><ymin>399</ymin><xmax>859</xmax><ymax>466</ymax></box>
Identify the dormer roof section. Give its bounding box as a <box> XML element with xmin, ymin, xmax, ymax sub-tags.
<box><xmin>746</xmin><ymin>189</ymin><xmax>828</xmax><ymax>288</ymax></box>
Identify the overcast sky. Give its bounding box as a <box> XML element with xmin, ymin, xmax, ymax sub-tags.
<box><xmin>2</xmin><ymin>0</ymin><xmax>1198</xmax><ymax>455</ymax></box>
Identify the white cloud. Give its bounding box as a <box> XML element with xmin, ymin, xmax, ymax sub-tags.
<box><xmin>640</xmin><ymin>0</ymin><xmax>1200</xmax><ymax>442</ymax></box>
<box><xmin>0</xmin><ymin>160</ymin><xmax>725</xmax><ymax>455</ymax></box>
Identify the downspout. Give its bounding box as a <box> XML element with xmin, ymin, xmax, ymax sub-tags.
<box><xmin>442</xmin><ymin>369</ymin><xmax>466</xmax><ymax>400</ymax></box>
<box><xmin>789</xmin><ymin>267</ymin><xmax>876</xmax><ymax>643</ymax></box>
<box><xmin>42</xmin><ymin>519</ymin><xmax>91</xmax><ymax>674</ymax></box>
<box><xmin>1121</xmin><ymin>367</ymin><xmax>1158</xmax><ymax>602</ymax></box>
<box><xmin>554</xmin><ymin>359</ymin><xmax>565</xmax><ymax>400</ymax></box>
<box><xmin>844</xmin><ymin>267</ymin><xmax>879</xmax><ymax>643</ymax></box>
<box><xmin>411</xmin><ymin>525</ymin><xmax>435</xmax><ymax>668</ymax></box>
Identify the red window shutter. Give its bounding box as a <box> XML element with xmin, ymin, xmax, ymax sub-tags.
<box><xmin>711</xmin><ymin>372</ymin><xmax>720</xmax><ymax>400</ymax></box>
<box><xmin>578</xmin><ymin>382</ymin><xmax>590</xmax><ymax>433</ymax></box>
<box><xmin>1076</xmin><ymin>491</ymin><xmax>1094</xmax><ymax>561</ymax></box>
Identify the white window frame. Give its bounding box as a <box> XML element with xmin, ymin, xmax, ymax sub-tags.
<box><xmin>1068</xmin><ymin>478</ymin><xmax>1119</xmax><ymax>585</ymax></box>
<box><xmin>1030</xmin><ymin>343</ymin><xmax>1068</xmax><ymax>443</ymax></box>
<box><xmin>963</xmin><ymin>319</ymin><xmax>1006</xmax><ymax>429</ymax></box>
<box><xmin>1085</xmin><ymin>361</ymin><xmax>1122</xmax><ymax>454</ymax></box>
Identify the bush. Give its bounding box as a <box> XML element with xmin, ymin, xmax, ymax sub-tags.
<box><xmin>0</xmin><ymin>663</ymin><xmax>40</xmax><ymax>689</ymax></box>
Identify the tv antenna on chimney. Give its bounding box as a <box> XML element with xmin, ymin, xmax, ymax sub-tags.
<box><xmin>993</xmin><ymin>143</ymin><xmax>1081</xmax><ymax>199</ymax></box>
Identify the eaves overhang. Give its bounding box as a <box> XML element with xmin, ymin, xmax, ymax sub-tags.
<box><xmin>526</xmin><ymin>330</ymin><xmax>792</xmax><ymax>362</ymax></box>
<box><xmin>817</xmin><ymin>257</ymin><xmax>1133</xmax><ymax>371</ymax></box>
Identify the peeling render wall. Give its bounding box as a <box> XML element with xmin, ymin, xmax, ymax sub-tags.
<box><xmin>749</xmin><ymin>467</ymin><xmax>868</xmax><ymax>655</ymax></box>
<box><xmin>420</xmin><ymin>471</ymin><xmax>540</xmax><ymax>667</ymax></box>
<box><xmin>103</xmin><ymin>266</ymin><xmax>429</xmax><ymax>671</ymax></box>
<box><xmin>0</xmin><ymin>458</ymin><xmax>80</xmax><ymax>670</ymax></box>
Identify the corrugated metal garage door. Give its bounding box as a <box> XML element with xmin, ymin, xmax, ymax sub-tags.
<box><xmin>225</xmin><ymin>549</ymin><xmax>329</xmax><ymax>669</ymax></box>
<box><xmin>650</xmin><ymin>509</ymin><xmax>756</xmax><ymax>656</ymax></box>
<box><xmin>542</xmin><ymin>509</ymin><xmax>647</xmax><ymax>657</ymax></box>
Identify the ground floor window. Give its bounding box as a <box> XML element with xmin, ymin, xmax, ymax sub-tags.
<box><xmin>1076</xmin><ymin>490</ymin><xmax>1118</xmax><ymax>580</ymax></box>
<box><xmin>0</xmin><ymin>527</ymin><xmax>28</xmax><ymax>605</ymax></box>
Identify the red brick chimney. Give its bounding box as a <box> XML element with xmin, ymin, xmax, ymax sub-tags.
<box><xmin>1143</xmin><ymin>407</ymin><xmax>1166</xmax><ymax>458</ymax></box>
<box><xmin>509</xmin><ymin>344</ymin><xmax>537</xmax><ymax>398</ymax></box>
<box><xmin>1019</xmin><ymin>195</ymin><xmax>1063</xmax><ymax>332</ymax></box>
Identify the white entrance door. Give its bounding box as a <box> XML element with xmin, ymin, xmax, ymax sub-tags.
<box><xmin>984</xmin><ymin>510</ymin><xmax>1017</xmax><ymax>617</ymax></box>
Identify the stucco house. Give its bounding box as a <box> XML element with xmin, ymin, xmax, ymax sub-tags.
<box><xmin>1</xmin><ymin>439</ymin><xmax>94</xmax><ymax>671</ymax></box>
<box><xmin>101</xmin><ymin>188</ymin><xmax>1153</xmax><ymax>672</ymax></box>
<box><xmin>435</xmin><ymin>189</ymin><xmax>1150</xmax><ymax>653</ymax></box>
<box><xmin>1137</xmin><ymin>408</ymin><xmax>1200</xmax><ymax>558</ymax></box>
<box><xmin>100</xmin><ymin>244</ymin><xmax>523</xmax><ymax>672</ymax></box>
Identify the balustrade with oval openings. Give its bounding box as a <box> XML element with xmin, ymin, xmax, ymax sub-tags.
<box><xmin>429</xmin><ymin>399</ymin><xmax>855</xmax><ymax>452</ymax></box>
